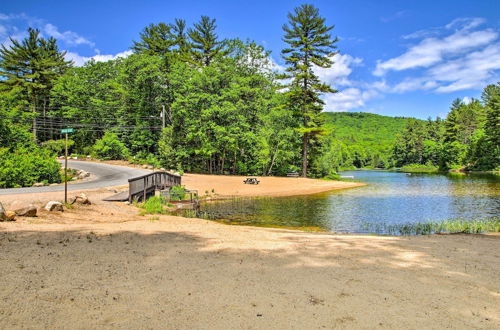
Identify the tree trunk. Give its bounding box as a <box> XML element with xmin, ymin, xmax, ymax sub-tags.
<box><xmin>232</xmin><ymin>151</ymin><xmax>237</xmax><ymax>174</ymax></box>
<box><xmin>221</xmin><ymin>149</ymin><xmax>225</xmax><ymax>174</ymax></box>
<box><xmin>302</xmin><ymin>133</ymin><xmax>308</xmax><ymax>177</ymax></box>
<box><xmin>267</xmin><ymin>144</ymin><xmax>279</xmax><ymax>176</ymax></box>
<box><xmin>32</xmin><ymin>96</ymin><xmax>37</xmax><ymax>143</ymax></box>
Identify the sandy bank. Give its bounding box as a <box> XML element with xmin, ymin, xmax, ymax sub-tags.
<box><xmin>0</xmin><ymin>216</ymin><xmax>499</xmax><ymax>329</ymax></box>
<box><xmin>182</xmin><ymin>173</ymin><xmax>365</xmax><ymax>197</ymax></box>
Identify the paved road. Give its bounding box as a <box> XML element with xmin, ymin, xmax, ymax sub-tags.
<box><xmin>0</xmin><ymin>160</ymin><xmax>150</xmax><ymax>195</ymax></box>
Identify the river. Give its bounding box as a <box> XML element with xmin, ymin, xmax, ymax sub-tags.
<box><xmin>196</xmin><ymin>170</ymin><xmax>500</xmax><ymax>233</ymax></box>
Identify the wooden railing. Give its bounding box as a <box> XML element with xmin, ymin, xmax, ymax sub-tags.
<box><xmin>128</xmin><ymin>172</ymin><xmax>181</xmax><ymax>202</ymax></box>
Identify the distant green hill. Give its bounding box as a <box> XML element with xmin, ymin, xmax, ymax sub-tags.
<box><xmin>322</xmin><ymin>112</ymin><xmax>420</xmax><ymax>168</ymax></box>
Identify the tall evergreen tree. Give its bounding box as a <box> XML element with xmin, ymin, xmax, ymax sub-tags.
<box><xmin>281</xmin><ymin>4</ymin><xmax>338</xmax><ymax>177</ymax></box>
<box><xmin>188</xmin><ymin>16</ymin><xmax>225</xmax><ymax>66</ymax></box>
<box><xmin>482</xmin><ymin>83</ymin><xmax>500</xmax><ymax>147</ymax></box>
<box><xmin>132</xmin><ymin>23</ymin><xmax>177</xmax><ymax>55</ymax></box>
<box><xmin>0</xmin><ymin>28</ymin><xmax>71</xmax><ymax>141</ymax></box>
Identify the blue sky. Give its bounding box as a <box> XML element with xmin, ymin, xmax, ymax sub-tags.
<box><xmin>1</xmin><ymin>0</ymin><xmax>499</xmax><ymax>119</ymax></box>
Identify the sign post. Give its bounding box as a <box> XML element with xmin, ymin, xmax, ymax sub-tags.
<box><xmin>61</xmin><ymin>128</ymin><xmax>74</xmax><ymax>204</ymax></box>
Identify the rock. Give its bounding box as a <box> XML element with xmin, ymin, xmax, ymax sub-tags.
<box><xmin>45</xmin><ymin>201</ymin><xmax>64</xmax><ymax>212</ymax></box>
<box><xmin>146</xmin><ymin>165</ymin><xmax>154</xmax><ymax>170</ymax></box>
<box><xmin>14</xmin><ymin>205</ymin><xmax>37</xmax><ymax>217</ymax></box>
<box><xmin>0</xmin><ymin>201</ymin><xmax>5</xmax><ymax>220</ymax></box>
<box><xmin>70</xmin><ymin>193</ymin><xmax>91</xmax><ymax>205</ymax></box>
<box><xmin>4</xmin><ymin>211</ymin><xmax>16</xmax><ymax>221</ymax></box>
<box><xmin>77</xmin><ymin>171</ymin><xmax>90</xmax><ymax>180</ymax></box>
<box><xmin>142</xmin><ymin>165</ymin><xmax>149</xmax><ymax>169</ymax></box>
<box><xmin>32</xmin><ymin>182</ymin><xmax>45</xmax><ymax>187</ymax></box>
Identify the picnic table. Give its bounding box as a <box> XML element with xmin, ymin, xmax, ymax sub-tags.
<box><xmin>243</xmin><ymin>177</ymin><xmax>260</xmax><ymax>185</ymax></box>
<box><xmin>287</xmin><ymin>172</ymin><xmax>299</xmax><ymax>177</ymax></box>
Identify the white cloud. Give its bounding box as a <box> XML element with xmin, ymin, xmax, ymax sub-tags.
<box><xmin>462</xmin><ymin>96</ymin><xmax>472</xmax><ymax>104</ymax></box>
<box><xmin>65</xmin><ymin>50</ymin><xmax>133</xmax><ymax>66</ymax></box>
<box><xmin>374</xmin><ymin>29</ymin><xmax>497</xmax><ymax>76</ymax></box>
<box><xmin>373</xmin><ymin>17</ymin><xmax>500</xmax><ymax>94</ymax></box>
<box><xmin>323</xmin><ymin>88</ymin><xmax>378</xmax><ymax>112</ymax></box>
<box><xmin>43</xmin><ymin>23</ymin><xmax>94</xmax><ymax>47</ymax></box>
<box><xmin>445</xmin><ymin>17</ymin><xmax>486</xmax><ymax>31</ymax></box>
<box><xmin>0</xmin><ymin>12</ymin><xmax>95</xmax><ymax>50</ymax></box>
<box><xmin>313</xmin><ymin>53</ymin><xmax>362</xmax><ymax>87</ymax></box>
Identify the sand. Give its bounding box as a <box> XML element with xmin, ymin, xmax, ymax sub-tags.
<box><xmin>0</xmin><ymin>174</ymin><xmax>499</xmax><ymax>329</ymax></box>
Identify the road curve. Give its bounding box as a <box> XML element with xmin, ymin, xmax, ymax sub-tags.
<box><xmin>0</xmin><ymin>160</ymin><xmax>151</xmax><ymax>195</ymax></box>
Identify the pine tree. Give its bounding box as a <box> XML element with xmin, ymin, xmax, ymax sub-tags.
<box><xmin>188</xmin><ymin>16</ymin><xmax>225</xmax><ymax>66</ymax></box>
<box><xmin>281</xmin><ymin>4</ymin><xmax>338</xmax><ymax>177</ymax></box>
<box><xmin>482</xmin><ymin>83</ymin><xmax>500</xmax><ymax>147</ymax></box>
<box><xmin>132</xmin><ymin>23</ymin><xmax>177</xmax><ymax>55</ymax></box>
<box><xmin>0</xmin><ymin>28</ymin><xmax>71</xmax><ymax>141</ymax></box>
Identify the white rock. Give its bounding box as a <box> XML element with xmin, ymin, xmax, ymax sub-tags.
<box><xmin>45</xmin><ymin>201</ymin><xmax>63</xmax><ymax>212</ymax></box>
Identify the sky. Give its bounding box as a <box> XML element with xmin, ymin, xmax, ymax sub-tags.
<box><xmin>1</xmin><ymin>0</ymin><xmax>499</xmax><ymax>119</ymax></box>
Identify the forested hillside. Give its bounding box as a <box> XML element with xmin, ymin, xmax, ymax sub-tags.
<box><xmin>323</xmin><ymin>112</ymin><xmax>416</xmax><ymax>168</ymax></box>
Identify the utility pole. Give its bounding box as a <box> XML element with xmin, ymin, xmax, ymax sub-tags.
<box><xmin>64</xmin><ymin>131</ymin><xmax>68</xmax><ymax>204</ymax></box>
<box><xmin>61</xmin><ymin>128</ymin><xmax>74</xmax><ymax>204</ymax></box>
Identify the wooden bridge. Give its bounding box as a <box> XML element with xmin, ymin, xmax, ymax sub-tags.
<box><xmin>128</xmin><ymin>171</ymin><xmax>181</xmax><ymax>202</ymax></box>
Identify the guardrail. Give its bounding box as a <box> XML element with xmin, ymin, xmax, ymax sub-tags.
<box><xmin>128</xmin><ymin>172</ymin><xmax>181</xmax><ymax>202</ymax></box>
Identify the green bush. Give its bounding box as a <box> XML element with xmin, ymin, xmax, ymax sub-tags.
<box><xmin>169</xmin><ymin>185</ymin><xmax>186</xmax><ymax>201</ymax></box>
<box><xmin>0</xmin><ymin>147</ymin><xmax>62</xmax><ymax>188</ymax></box>
<box><xmin>91</xmin><ymin>131</ymin><xmax>129</xmax><ymax>160</ymax></box>
<box><xmin>140</xmin><ymin>196</ymin><xmax>168</xmax><ymax>215</ymax></box>
<box><xmin>42</xmin><ymin>139</ymin><xmax>75</xmax><ymax>156</ymax></box>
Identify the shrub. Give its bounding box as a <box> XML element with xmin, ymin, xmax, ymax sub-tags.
<box><xmin>0</xmin><ymin>146</ymin><xmax>61</xmax><ymax>188</ymax></box>
<box><xmin>91</xmin><ymin>131</ymin><xmax>129</xmax><ymax>160</ymax></box>
<box><xmin>140</xmin><ymin>196</ymin><xmax>168</xmax><ymax>215</ymax></box>
<box><xmin>169</xmin><ymin>185</ymin><xmax>187</xmax><ymax>201</ymax></box>
<box><xmin>42</xmin><ymin>139</ymin><xmax>75</xmax><ymax>156</ymax></box>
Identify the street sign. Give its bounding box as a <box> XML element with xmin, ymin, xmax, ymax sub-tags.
<box><xmin>61</xmin><ymin>128</ymin><xmax>74</xmax><ymax>134</ymax></box>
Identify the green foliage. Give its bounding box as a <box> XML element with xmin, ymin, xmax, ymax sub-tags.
<box><xmin>41</xmin><ymin>139</ymin><xmax>74</xmax><ymax>156</ymax></box>
<box><xmin>0</xmin><ymin>146</ymin><xmax>61</xmax><ymax>188</ymax></box>
<box><xmin>188</xmin><ymin>16</ymin><xmax>226</xmax><ymax>66</ymax></box>
<box><xmin>323</xmin><ymin>112</ymin><xmax>414</xmax><ymax>169</ymax></box>
<box><xmin>399</xmin><ymin>164</ymin><xmax>439</xmax><ymax>173</ymax></box>
<box><xmin>169</xmin><ymin>185</ymin><xmax>187</xmax><ymax>201</ymax></box>
<box><xmin>140</xmin><ymin>196</ymin><xmax>168</xmax><ymax>215</ymax></box>
<box><xmin>91</xmin><ymin>131</ymin><xmax>130</xmax><ymax>160</ymax></box>
<box><xmin>391</xmin><ymin>84</ymin><xmax>499</xmax><ymax>171</ymax></box>
<box><xmin>281</xmin><ymin>4</ymin><xmax>338</xmax><ymax>177</ymax></box>
<box><xmin>0</xmin><ymin>28</ymin><xmax>71</xmax><ymax>142</ymax></box>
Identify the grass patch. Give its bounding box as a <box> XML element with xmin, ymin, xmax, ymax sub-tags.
<box><xmin>398</xmin><ymin>164</ymin><xmax>439</xmax><ymax>173</ymax></box>
<box><xmin>365</xmin><ymin>218</ymin><xmax>500</xmax><ymax>235</ymax></box>
<box><xmin>139</xmin><ymin>196</ymin><xmax>168</xmax><ymax>215</ymax></box>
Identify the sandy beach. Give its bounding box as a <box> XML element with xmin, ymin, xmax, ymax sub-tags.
<box><xmin>0</xmin><ymin>174</ymin><xmax>499</xmax><ymax>329</ymax></box>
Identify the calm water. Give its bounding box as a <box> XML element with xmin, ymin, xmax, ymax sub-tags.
<box><xmin>197</xmin><ymin>171</ymin><xmax>500</xmax><ymax>233</ymax></box>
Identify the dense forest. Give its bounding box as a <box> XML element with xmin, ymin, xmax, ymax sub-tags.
<box><xmin>323</xmin><ymin>112</ymin><xmax>416</xmax><ymax>169</ymax></box>
<box><xmin>391</xmin><ymin>85</ymin><xmax>499</xmax><ymax>171</ymax></box>
<box><xmin>0</xmin><ymin>4</ymin><xmax>498</xmax><ymax>188</ymax></box>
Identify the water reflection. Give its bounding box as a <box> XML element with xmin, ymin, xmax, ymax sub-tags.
<box><xmin>197</xmin><ymin>171</ymin><xmax>500</xmax><ymax>233</ymax></box>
